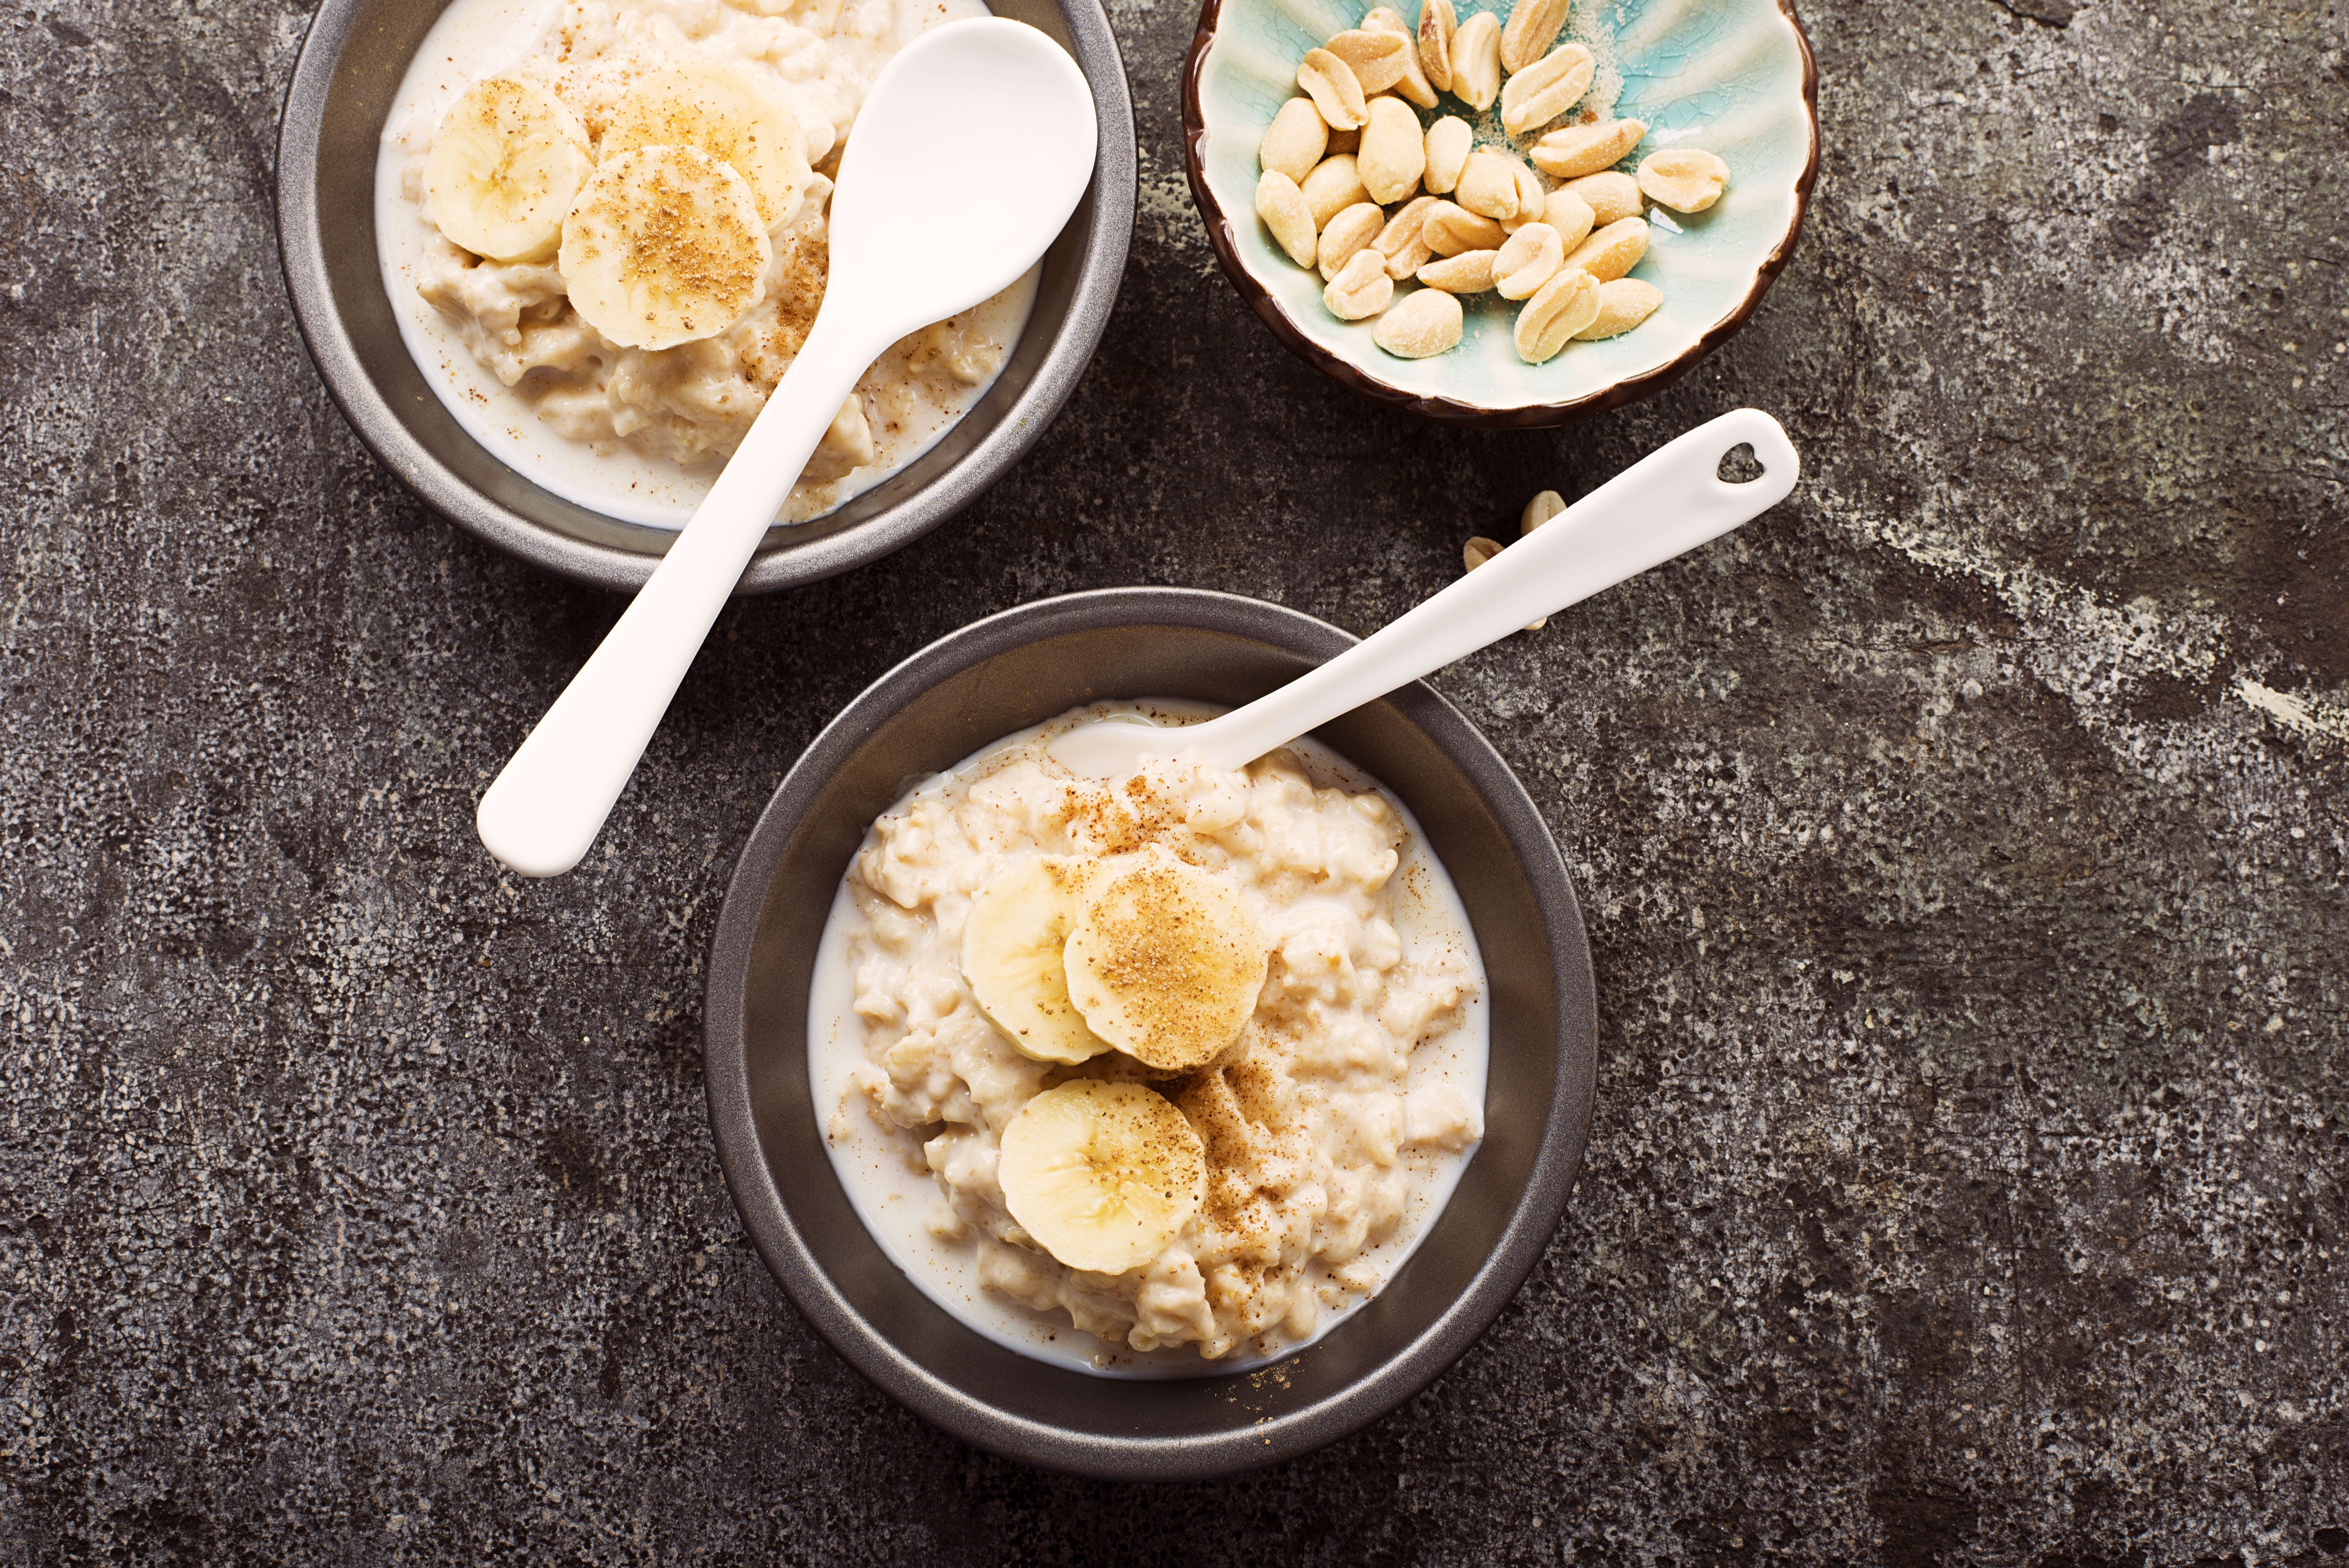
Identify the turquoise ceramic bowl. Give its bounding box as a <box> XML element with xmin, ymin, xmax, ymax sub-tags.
<box><xmin>1183</xmin><ymin>0</ymin><xmax>1817</xmax><ymax>426</ymax></box>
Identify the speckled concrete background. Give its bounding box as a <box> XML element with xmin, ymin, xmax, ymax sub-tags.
<box><xmin>2</xmin><ymin>0</ymin><xmax>2344</xmax><ymax>1559</ymax></box>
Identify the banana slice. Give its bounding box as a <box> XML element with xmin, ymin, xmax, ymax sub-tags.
<box><xmin>424</xmin><ymin>75</ymin><xmax>595</xmax><ymax>264</ymax></box>
<box><xmin>557</xmin><ymin>144</ymin><xmax>772</xmax><ymax>350</ymax></box>
<box><xmin>998</xmin><ymin>1080</ymin><xmax>1206</xmax><ymax>1274</ymax></box>
<box><xmin>1062</xmin><ymin>849</ymin><xmax>1269</xmax><ymax>1073</ymax></box>
<box><xmin>599</xmin><ymin>59</ymin><xmax>813</xmax><ymax>231</ymax></box>
<box><xmin>961</xmin><ymin>858</ymin><xmax>1112</xmax><ymax>1066</ymax></box>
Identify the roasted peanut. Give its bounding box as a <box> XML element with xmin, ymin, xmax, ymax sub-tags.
<box><xmin>1513</xmin><ymin>265</ymin><xmax>1599</xmax><ymax>362</ymax></box>
<box><xmin>1512</xmin><ymin>163</ymin><xmax>1547</xmax><ymax>222</ymax></box>
<box><xmin>1417</xmin><ymin>0</ymin><xmax>1455</xmax><ymax>92</ymax></box>
<box><xmin>1420</xmin><ymin>200</ymin><xmax>1508</xmax><ymax>255</ymax></box>
<box><xmin>1521</xmin><ymin>490</ymin><xmax>1565</xmax><ymax>535</ymax></box>
<box><xmin>1362</xmin><ymin>7</ymin><xmax>1438</xmax><ymax>107</ymax></box>
<box><xmin>1325</xmin><ymin>29</ymin><xmax>1410</xmax><ymax>95</ymax></box>
<box><xmin>1637</xmin><ymin>147</ymin><xmax>1729</xmax><ymax>212</ymax></box>
<box><xmin>1373</xmin><ymin>195</ymin><xmax>1440</xmax><ymax>276</ymax></box>
<box><xmin>1373</xmin><ymin>287</ymin><xmax>1463</xmax><ymax>358</ymax></box>
<box><xmin>1564</xmin><ymin>215</ymin><xmax>1648</xmax><ymax>281</ymax></box>
<box><xmin>1422</xmin><ymin>116</ymin><xmax>1472</xmax><ymax>195</ymax></box>
<box><xmin>1323</xmin><ymin>247</ymin><xmax>1395</xmax><ymax>320</ymax></box>
<box><xmin>1573</xmin><ymin>276</ymin><xmax>1663</xmax><ymax>339</ymax></box>
<box><xmin>1519</xmin><ymin>490</ymin><xmax>1566</xmax><ymax>626</ymax></box>
<box><xmin>1530</xmin><ymin>118</ymin><xmax>1645</xmax><ymax>180</ymax></box>
<box><xmin>1469</xmin><ymin>535</ymin><xmax>1565</xmax><ymax>637</ymax></box>
<box><xmin>1474</xmin><ymin>546</ymin><xmax>1570</xmax><ymax>638</ymax></box>
<box><xmin>1449</xmin><ymin>10</ymin><xmax>1501</xmax><ymax>110</ymax></box>
<box><xmin>1560</xmin><ymin>169</ymin><xmax>1641</xmax><ymax>225</ymax></box>
<box><xmin>1416</xmin><ymin>249</ymin><xmax>1497</xmax><ymax>292</ymax></box>
<box><xmin>1455</xmin><ymin>151</ymin><xmax>1521</xmax><ymax>221</ymax></box>
<box><xmin>1541</xmin><ymin>187</ymin><xmax>1595</xmax><ymax>250</ymax></box>
<box><xmin>1493</xmin><ymin>221</ymin><xmax>1565</xmax><ymax>299</ymax></box>
<box><xmin>1258</xmin><ymin>97</ymin><xmax>1330</xmax><ymax>183</ymax></box>
<box><xmin>1499</xmin><ymin>41</ymin><xmax>1593</xmax><ymax>136</ymax></box>
<box><xmin>1317</xmin><ymin>201</ymin><xmax>1387</xmax><ymax>278</ymax></box>
<box><xmin>1299</xmin><ymin>153</ymin><xmax>1371</xmax><ymax>226</ymax></box>
<box><xmin>1297</xmin><ymin>48</ymin><xmax>1369</xmax><ymax>130</ymax></box>
<box><xmin>1359</xmin><ymin>96</ymin><xmax>1427</xmax><ymax>204</ymax></box>
<box><xmin>1499</xmin><ymin>0</ymin><xmax>1570</xmax><ymax>73</ymax></box>
<box><xmin>1255</xmin><ymin>170</ymin><xmax>1318</xmax><ymax>267</ymax></box>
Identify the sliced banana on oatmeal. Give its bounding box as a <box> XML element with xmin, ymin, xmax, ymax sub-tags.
<box><xmin>557</xmin><ymin>144</ymin><xmax>773</xmax><ymax>350</ymax></box>
<box><xmin>599</xmin><ymin>59</ymin><xmax>814</xmax><ymax>231</ymax></box>
<box><xmin>998</xmin><ymin>1080</ymin><xmax>1207</xmax><ymax>1273</ymax></box>
<box><xmin>1062</xmin><ymin>849</ymin><xmax>1269</xmax><ymax>1073</ymax></box>
<box><xmin>961</xmin><ymin>857</ymin><xmax>1112</xmax><ymax>1066</ymax></box>
<box><xmin>424</xmin><ymin>75</ymin><xmax>595</xmax><ymax>264</ymax></box>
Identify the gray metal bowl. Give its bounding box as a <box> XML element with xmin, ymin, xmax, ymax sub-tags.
<box><xmin>275</xmin><ymin>0</ymin><xmax>1135</xmax><ymax>594</ymax></box>
<box><xmin>704</xmin><ymin>587</ymin><xmax>1597</xmax><ymax>1479</ymax></box>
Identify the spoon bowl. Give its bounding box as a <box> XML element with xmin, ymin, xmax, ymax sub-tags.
<box><xmin>828</xmin><ymin>20</ymin><xmax>1100</xmax><ymax>339</ymax></box>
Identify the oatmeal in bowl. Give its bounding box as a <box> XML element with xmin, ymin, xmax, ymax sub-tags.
<box><xmin>811</xmin><ymin>702</ymin><xmax>1489</xmax><ymax>1373</ymax></box>
<box><xmin>704</xmin><ymin>589</ymin><xmax>1595</xmax><ymax>1475</ymax></box>
<box><xmin>375</xmin><ymin>0</ymin><xmax>1040</xmax><ymax>527</ymax></box>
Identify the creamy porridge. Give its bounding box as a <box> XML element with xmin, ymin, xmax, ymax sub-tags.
<box><xmin>809</xmin><ymin>703</ymin><xmax>1489</xmax><ymax>1376</ymax></box>
<box><xmin>374</xmin><ymin>0</ymin><xmax>1038</xmax><ymax>528</ymax></box>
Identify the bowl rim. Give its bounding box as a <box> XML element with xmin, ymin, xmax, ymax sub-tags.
<box><xmin>702</xmin><ymin>586</ymin><xmax>1598</xmax><ymax>1479</ymax></box>
<box><xmin>1179</xmin><ymin>0</ymin><xmax>1820</xmax><ymax>429</ymax></box>
<box><xmin>274</xmin><ymin>0</ymin><xmax>1137</xmax><ymax>595</ymax></box>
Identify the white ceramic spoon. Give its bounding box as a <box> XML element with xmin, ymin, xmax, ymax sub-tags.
<box><xmin>478</xmin><ymin>19</ymin><xmax>1098</xmax><ymax>877</ymax></box>
<box><xmin>1048</xmin><ymin>408</ymin><xmax>1800</xmax><ymax>778</ymax></box>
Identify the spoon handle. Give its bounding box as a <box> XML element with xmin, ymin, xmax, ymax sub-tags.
<box><xmin>1196</xmin><ymin>408</ymin><xmax>1800</xmax><ymax>772</ymax></box>
<box><xmin>475</xmin><ymin>317</ymin><xmax>879</xmax><ymax>877</ymax></box>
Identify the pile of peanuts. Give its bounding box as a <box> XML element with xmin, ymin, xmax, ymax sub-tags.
<box><xmin>1252</xmin><ymin>0</ymin><xmax>1731</xmax><ymax>364</ymax></box>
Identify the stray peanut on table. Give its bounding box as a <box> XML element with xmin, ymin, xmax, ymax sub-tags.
<box><xmin>1459</xmin><ymin>487</ymin><xmax>1567</xmax><ymax>631</ymax></box>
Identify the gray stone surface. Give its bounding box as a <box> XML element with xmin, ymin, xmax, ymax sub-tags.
<box><xmin>2</xmin><ymin>0</ymin><xmax>2345</xmax><ymax>1559</ymax></box>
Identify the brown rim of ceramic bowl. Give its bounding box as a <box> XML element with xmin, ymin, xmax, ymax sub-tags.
<box><xmin>1179</xmin><ymin>0</ymin><xmax>1820</xmax><ymax>429</ymax></box>
<box><xmin>703</xmin><ymin>587</ymin><xmax>1598</xmax><ymax>1480</ymax></box>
